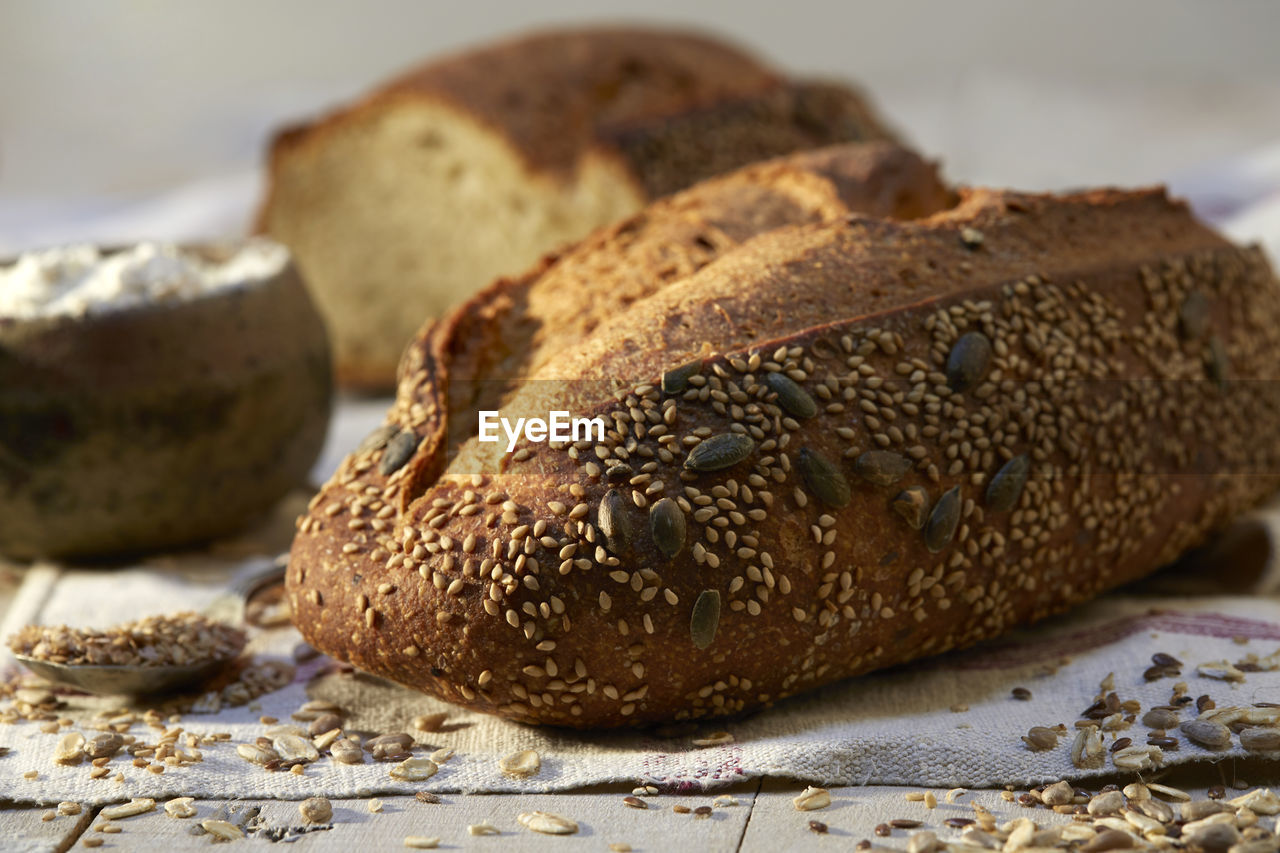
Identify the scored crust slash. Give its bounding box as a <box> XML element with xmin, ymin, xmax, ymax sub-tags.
<box><xmin>285</xmin><ymin>141</ymin><xmax>1280</xmax><ymax>728</ymax></box>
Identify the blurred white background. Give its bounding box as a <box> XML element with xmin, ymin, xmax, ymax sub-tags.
<box><xmin>3</xmin><ymin>0</ymin><xmax>1280</xmax><ymax>251</ymax></box>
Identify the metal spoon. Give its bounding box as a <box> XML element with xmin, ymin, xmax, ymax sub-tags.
<box><xmin>13</xmin><ymin>556</ymin><xmax>286</xmax><ymax>696</ymax></box>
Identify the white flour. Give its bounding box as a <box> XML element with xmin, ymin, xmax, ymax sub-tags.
<box><xmin>0</xmin><ymin>239</ymin><xmax>288</xmax><ymax>320</ymax></box>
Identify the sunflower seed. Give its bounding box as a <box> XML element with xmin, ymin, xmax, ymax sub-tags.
<box><xmin>923</xmin><ymin>486</ymin><xmax>961</xmax><ymax>552</ymax></box>
<box><xmin>662</xmin><ymin>359</ymin><xmax>702</xmax><ymax>395</ymax></box>
<box><xmin>201</xmin><ymin>819</ymin><xmax>244</xmax><ymax>840</ymax></box>
<box><xmin>685</xmin><ymin>432</ymin><xmax>755</xmax><ymax>472</ymax></box>
<box><xmin>1088</xmin><ymin>791</ymin><xmax>1124</xmax><ymax>816</ymax></box>
<box><xmin>86</xmin><ymin>732</ymin><xmax>123</xmax><ymax>759</ymax></box>
<box><xmin>468</xmin><ymin>822</ymin><xmax>500</xmax><ymax>836</ymax></box>
<box><xmin>518</xmin><ymin>810</ymin><xmax>578</xmax><ymax>835</ymax></box>
<box><xmin>308</xmin><ymin>713</ymin><xmax>342</xmax><ymax>737</ymax></box>
<box><xmin>1070</xmin><ymin>727</ymin><xmax>1104</xmax><ymax>768</ymax></box>
<box><xmin>53</xmin><ymin>732</ymin><xmax>85</xmax><ymax>765</ymax></box>
<box><xmin>763</xmin><ymin>371</ymin><xmax>817</xmax><ymax>419</ymax></box>
<box><xmin>101</xmin><ymin>799</ymin><xmax>155</xmax><ymax>820</ymax></box>
<box><xmin>379</xmin><ymin>430</ymin><xmax>418</xmax><ymax>475</ymax></box>
<box><xmin>986</xmin><ymin>454</ymin><xmax>1029</xmax><ymax>512</ymax></box>
<box><xmin>1080</xmin><ymin>829</ymin><xmax>1134</xmax><ymax>853</ymax></box>
<box><xmin>1184</xmin><ymin>820</ymin><xmax>1240</xmax><ymax>851</ymax></box>
<box><xmin>1023</xmin><ymin>726</ymin><xmax>1059</xmax><ymax>751</ymax></box>
<box><xmin>891</xmin><ymin>486</ymin><xmax>930</xmax><ymax>529</ymax></box>
<box><xmin>164</xmin><ymin>798</ymin><xmax>197</xmax><ymax>819</ymax></box>
<box><xmin>1041</xmin><ymin>780</ymin><xmax>1073</xmax><ymax>806</ymax></box>
<box><xmin>1182</xmin><ymin>800</ymin><xmax>1230</xmax><ymax>821</ymax></box>
<box><xmin>1229</xmin><ymin>788</ymin><xmax>1280</xmax><ymax>815</ymax></box>
<box><xmin>330</xmin><ymin>738</ymin><xmax>364</xmax><ymax>764</ymax></box>
<box><xmin>793</xmin><ymin>786</ymin><xmax>832</xmax><ymax>811</ymax></box>
<box><xmin>299</xmin><ymin>797</ymin><xmax>332</xmax><ymax>823</ymax></box>
<box><xmin>499</xmin><ymin>749</ymin><xmax>541</xmax><ymax>778</ymax></box>
<box><xmin>650</xmin><ymin>498</ymin><xmax>686</xmax><ymax>558</ymax></box>
<box><xmin>598</xmin><ymin>489</ymin><xmax>632</xmax><ymax>553</ymax></box>
<box><xmin>855</xmin><ymin>450</ymin><xmax>912</xmax><ymax>486</ymax></box>
<box><xmin>797</xmin><ymin>447</ymin><xmax>851</xmax><ymax>507</ymax></box>
<box><xmin>390</xmin><ymin>757</ymin><xmax>438</xmax><ymax>781</ymax></box>
<box><xmin>57</xmin><ymin>802</ymin><xmax>83</xmax><ymax>816</ymax></box>
<box><xmin>946</xmin><ymin>331</ymin><xmax>992</xmax><ymax>393</ymax></box>
<box><xmin>272</xmin><ymin>734</ymin><xmax>319</xmax><ymax>763</ymax></box>
<box><xmin>1240</xmin><ymin>727</ymin><xmax>1280</xmax><ymax>751</ymax></box>
<box><xmin>1181</xmin><ymin>718</ymin><xmax>1232</xmax><ymax>749</ymax></box>
<box><xmin>690</xmin><ymin>590</ymin><xmax>721</xmax><ymax>650</ymax></box>
<box><xmin>1142</xmin><ymin>707</ymin><xmax>1179</xmax><ymax>729</ymax></box>
<box><xmin>404</xmin><ymin>837</ymin><xmax>441</xmax><ymax>849</ymax></box>
<box><xmin>237</xmin><ymin>743</ymin><xmax>279</xmax><ymax>765</ymax></box>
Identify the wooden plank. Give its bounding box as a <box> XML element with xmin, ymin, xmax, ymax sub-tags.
<box><xmin>70</xmin><ymin>782</ymin><xmax>761</xmax><ymax>851</ymax></box>
<box><xmin>0</xmin><ymin>802</ymin><xmax>95</xmax><ymax>853</ymax></box>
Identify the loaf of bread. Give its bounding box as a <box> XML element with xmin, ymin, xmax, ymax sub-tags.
<box><xmin>257</xmin><ymin>26</ymin><xmax>895</xmax><ymax>389</ymax></box>
<box><xmin>286</xmin><ymin>142</ymin><xmax>1280</xmax><ymax>728</ymax></box>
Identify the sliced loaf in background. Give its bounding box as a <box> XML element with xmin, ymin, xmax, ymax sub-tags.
<box><xmin>257</xmin><ymin>26</ymin><xmax>895</xmax><ymax>389</ymax></box>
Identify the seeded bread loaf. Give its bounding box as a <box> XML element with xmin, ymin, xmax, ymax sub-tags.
<box><xmin>256</xmin><ymin>26</ymin><xmax>895</xmax><ymax>389</ymax></box>
<box><xmin>286</xmin><ymin>143</ymin><xmax>1280</xmax><ymax>728</ymax></box>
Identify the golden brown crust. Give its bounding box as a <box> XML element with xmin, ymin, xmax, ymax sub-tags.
<box><xmin>287</xmin><ymin>147</ymin><xmax>1280</xmax><ymax>728</ymax></box>
<box><xmin>260</xmin><ymin>28</ymin><xmax>889</xmax><ymax>191</ymax></box>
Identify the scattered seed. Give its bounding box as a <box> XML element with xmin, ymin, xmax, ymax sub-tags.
<box><xmin>622</xmin><ymin>796</ymin><xmax>648</xmax><ymax>809</ymax></box>
<box><xmin>498</xmin><ymin>749</ymin><xmax>541</xmax><ymax>778</ymax></box>
<box><xmin>1023</xmin><ymin>726</ymin><xmax>1059</xmax><ymax>751</ymax></box>
<box><xmin>331</xmin><ymin>738</ymin><xmax>364</xmax><ymax>764</ymax></box>
<box><xmin>690</xmin><ymin>590</ymin><xmax>721</xmax><ymax>650</ymax></box>
<box><xmin>793</xmin><ymin>786</ymin><xmax>832</xmax><ymax>811</ymax></box>
<box><xmin>1181</xmin><ymin>718</ymin><xmax>1232</xmax><ymax>749</ymax></box>
<box><xmin>1241</xmin><ymin>727</ymin><xmax>1280</xmax><ymax>751</ymax></box>
<box><xmin>53</xmin><ymin>732</ymin><xmax>85</xmax><ymax>765</ymax></box>
<box><xmin>201</xmin><ymin>819</ymin><xmax>244</xmax><ymax>840</ymax></box>
<box><xmin>518</xmin><ymin>810</ymin><xmax>578</xmax><ymax>835</ymax></box>
<box><xmin>1042</xmin><ymin>780</ymin><xmax>1073</xmax><ymax>805</ymax></box>
<box><xmin>368</xmin><ymin>799</ymin><xmax>384</xmax><ymax>813</ymax></box>
<box><xmin>415</xmin><ymin>792</ymin><xmax>441</xmax><ymax>804</ymax></box>
<box><xmin>693</xmin><ymin>806</ymin><xmax>713</xmax><ymax>818</ymax></box>
<box><xmin>403</xmin><ymin>837</ymin><xmax>440</xmax><ymax>849</ymax></box>
<box><xmin>809</xmin><ymin>819</ymin><xmax>829</xmax><ymax>833</ymax></box>
<box><xmin>763</xmin><ymin>371</ymin><xmax>818</xmax><ymax>418</ymax></box>
<box><xmin>889</xmin><ymin>819</ymin><xmax>923</xmax><ymax>829</ymax></box>
<box><xmin>237</xmin><ymin>743</ymin><xmax>279</xmax><ymax>766</ymax></box>
<box><xmin>299</xmin><ymin>797</ymin><xmax>332</xmax><ymax>824</ymax></box>
<box><xmin>797</xmin><ymin>447</ymin><xmax>851</xmax><ymax>507</ymax></box>
<box><xmin>390</xmin><ymin>757</ymin><xmax>439</xmax><ymax>781</ymax></box>
<box><xmin>1071</xmin><ymin>727</ymin><xmax>1104</xmax><ymax>768</ymax></box>
<box><xmin>272</xmin><ymin>734</ymin><xmax>319</xmax><ymax>763</ymax></box>
<box><xmin>468</xmin><ymin>822</ymin><xmax>500</xmax><ymax>836</ymax></box>
<box><xmin>1011</xmin><ymin>687</ymin><xmax>1032</xmax><ymax>701</ymax></box>
<box><xmin>1109</xmin><ymin>737</ymin><xmax>1132</xmax><ymax>753</ymax></box>
<box><xmin>57</xmin><ymin>801</ymin><xmax>82</xmax><ymax>816</ymax></box>
<box><xmin>100</xmin><ymin>799</ymin><xmax>155</xmax><ymax>820</ymax></box>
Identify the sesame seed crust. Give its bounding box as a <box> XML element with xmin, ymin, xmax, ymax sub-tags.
<box><xmin>286</xmin><ymin>145</ymin><xmax>1280</xmax><ymax>728</ymax></box>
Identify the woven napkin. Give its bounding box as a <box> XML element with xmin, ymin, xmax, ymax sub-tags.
<box><xmin>3</xmin><ymin>421</ymin><xmax>1280</xmax><ymax>806</ymax></box>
